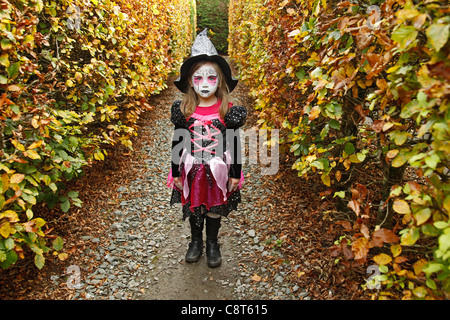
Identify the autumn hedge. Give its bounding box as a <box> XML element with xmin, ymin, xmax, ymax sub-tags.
<box><xmin>0</xmin><ymin>0</ymin><xmax>194</xmax><ymax>269</ymax></box>
<box><xmin>229</xmin><ymin>0</ymin><xmax>449</xmax><ymax>299</ymax></box>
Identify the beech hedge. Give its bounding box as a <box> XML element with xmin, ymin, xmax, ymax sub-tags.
<box><xmin>229</xmin><ymin>0</ymin><xmax>449</xmax><ymax>299</ymax></box>
<box><xmin>0</xmin><ymin>0</ymin><xmax>194</xmax><ymax>269</ymax></box>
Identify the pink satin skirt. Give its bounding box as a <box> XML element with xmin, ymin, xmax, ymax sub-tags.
<box><xmin>167</xmin><ymin>151</ymin><xmax>244</xmax><ymax>213</ymax></box>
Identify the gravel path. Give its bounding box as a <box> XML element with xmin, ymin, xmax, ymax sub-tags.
<box><xmin>67</xmin><ymin>83</ymin><xmax>310</xmax><ymax>300</ymax></box>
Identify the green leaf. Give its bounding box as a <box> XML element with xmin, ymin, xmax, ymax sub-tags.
<box><xmin>400</xmin><ymin>227</ymin><xmax>420</xmax><ymax>246</ymax></box>
<box><xmin>423</xmin><ymin>262</ymin><xmax>443</xmax><ymax>275</ymax></box>
<box><xmin>320</xmin><ymin>124</ymin><xmax>329</xmax><ymax>139</ymax></box>
<box><xmin>392</xmin><ymin>25</ymin><xmax>418</xmax><ymax>49</ymax></box>
<box><xmin>4</xmin><ymin>238</ymin><xmax>14</xmax><ymax>251</ymax></box>
<box><xmin>0</xmin><ymin>249</ymin><xmax>17</xmax><ymax>268</ymax></box>
<box><xmin>49</xmin><ymin>182</ymin><xmax>57</xmax><ymax>192</ymax></box>
<box><xmin>426</xmin><ymin>278</ymin><xmax>437</xmax><ymax>290</ymax></box>
<box><xmin>438</xmin><ymin>233</ymin><xmax>450</xmax><ymax>254</ymax></box>
<box><xmin>389</xmin><ymin>131</ymin><xmax>410</xmax><ymax>146</ymax></box>
<box><xmin>295</xmin><ymin>68</ymin><xmax>306</xmax><ymax>81</ymax></box>
<box><xmin>0</xmin><ymin>39</ymin><xmax>12</xmax><ymax>50</ymax></box>
<box><xmin>414</xmin><ymin>208</ymin><xmax>431</xmax><ymax>225</ymax></box>
<box><xmin>392</xmin><ymin>149</ymin><xmax>408</xmax><ymax>167</ymax></box>
<box><xmin>434</xmin><ymin>221</ymin><xmax>448</xmax><ymax>229</ymax></box>
<box><xmin>34</xmin><ymin>253</ymin><xmax>45</xmax><ymax>270</ymax></box>
<box><xmin>60</xmin><ymin>198</ymin><xmax>70</xmax><ymax>212</ymax></box>
<box><xmin>426</xmin><ymin>23</ymin><xmax>449</xmax><ymax>52</ymax></box>
<box><xmin>424</xmin><ymin>153</ymin><xmax>440</xmax><ymax>170</ymax></box>
<box><xmin>344</xmin><ymin>142</ymin><xmax>355</xmax><ymax>155</ymax></box>
<box><xmin>6</xmin><ymin>62</ymin><xmax>20</xmax><ymax>79</ymax></box>
<box><xmin>68</xmin><ymin>190</ymin><xmax>79</xmax><ymax>198</ymax></box>
<box><xmin>329</xmin><ymin>119</ymin><xmax>340</xmax><ymax>130</ymax></box>
<box><xmin>52</xmin><ymin>236</ymin><xmax>64</xmax><ymax>251</ymax></box>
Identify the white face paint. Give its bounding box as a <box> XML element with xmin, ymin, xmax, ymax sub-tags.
<box><xmin>191</xmin><ymin>64</ymin><xmax>219</xmax><ymax>98</ymax></box>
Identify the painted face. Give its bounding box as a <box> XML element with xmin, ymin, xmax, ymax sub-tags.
<box><xmin>191</xmin><ymin>64</ymin><xmax>219</xmax><ymax>98</ymax></box>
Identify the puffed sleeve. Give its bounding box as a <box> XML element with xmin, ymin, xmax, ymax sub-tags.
<box><xmin>225</xmin><ymin>105</ymin><xmax>247</xmax><ymax>179</ymax></box>
<box><xmin>171</xmin><ymin>100</ymin><xmax>186</xmax><ymax>128</ymax></box>
<box><xmin>224</xmin><ymin>105</ymin><xmax>247</xmax><ymax>129</ymax></box>
<box><xmin>170</xmin><ymin>100</ymin><xmax>187</xmax><ymax>177</ymax></box>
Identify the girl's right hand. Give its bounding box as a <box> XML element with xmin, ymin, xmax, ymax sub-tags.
<box><xmin>173</xmin><ymin>177</ymin><xmax>182</xmax><ymax>190</ymax></box>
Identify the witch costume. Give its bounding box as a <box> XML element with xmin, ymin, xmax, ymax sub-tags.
<box><xmin>167</xmin><ymin>29</ymin><xmax>247</xmax><ymax>267</ymax></box>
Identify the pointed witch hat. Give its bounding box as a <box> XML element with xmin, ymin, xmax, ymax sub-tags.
<box><xmin>174</xmin><ymin>29</ymin><xmax>238</xmax><ymax>93</ymax></box>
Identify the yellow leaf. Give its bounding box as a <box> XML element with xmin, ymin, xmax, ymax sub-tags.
<box><xmin>28</xmin><ymin>140</ymin><xmax>43</xmax><ymax>150</ymax></box>
<box><xmin>24</xmin><ymin>149</ymin><xmax>40</xmax><ymax>160</ymax></box>
<box><xmin>393</xmin><ymin>199</ymin><xmax>411</xmax><ymax>214</ymax></box>
<box><xmin>58</xmin><ymin>252</ymin><xmax>69</xmax><ymax>261</ymax></box>
<box><xmin>413</xmin><ymin>259</ymin><xmax>427</xmax><ymax>275</ymax></box>
<box><xmin>343</xmin><ymin>159</ymin><xmax>351</xmax><ymax>170</ymax></box>
<box><xmin>1</xmin><ymin>173</ymin><xmax>10</xmax><ymax>193</ymax></box>
<box><xmin>349</xmin><ymin>154</ymin><xmax>362</xmax><ymax>163</ymax></box>
<box><xmin>11</xmin><ymin>140</ymin><xmax>25</xmax><ymax>152</ymax></box>
<box><xmin>0</xmin><ymin>210</ymin><xmax>19</xmax><ymax>222</ymax></box>
<box><xmin>305</xmin><ymin>154</ymin><xmax>317</xmax><ymax>163</ymax></box>
<box><xmin>74</xmin><ymin>72</ymin><xmax>83</xmax><ymax>82</ymax></box>
<box><xmin>0</xmin><ymin>221</ymin><xmax>15</xmax><ymax>238</ymax></box>
<box><xmin>390</xmin><ymin>244</ymin><xmax>402</xmax><ymax>257</ymax></box>
<box><xmin>10</xmin><ymin>173</ymin><xmax>25</xmax><ymax>184</ymax></box>
<box><xmin>308</xmin><ymin>105</ymin><xmax>321</xmax><ymax>121</ymax></box>
<box><xmin>321</xmin><ymin>173</ymin><xmax>331</xmax><ymax>186</ymax></box>
<box><xmin>31</xmin><ymin>117</ymin><xmax>39</xmax><ymax>129</ymax></box>
<box><xmin>33</xmin><ymin>217</ymin><xmax>46</xmax><ymax>228</ymax></box>
<box><xmin>373</xmin><ymin>253</ymin><xmax>392</xmax><ymax>265</ymax></box>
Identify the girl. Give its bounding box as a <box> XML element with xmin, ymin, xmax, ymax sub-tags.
<box><xmin>167</xmin><ymin>29</ymin><xmax>246</xmax><ymax>268</ymax></box>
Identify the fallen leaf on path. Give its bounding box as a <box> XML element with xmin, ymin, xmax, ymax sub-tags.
<box><xmin>251</xmin><ymin>274</ymin><xmax>261</xmax><ymax>282</ymax></box>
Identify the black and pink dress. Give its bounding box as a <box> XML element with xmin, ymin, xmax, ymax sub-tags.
<box><xmin>167</xmin><ymin>100</ymin><xmax>247</xmax><ymax>225</ymax></box>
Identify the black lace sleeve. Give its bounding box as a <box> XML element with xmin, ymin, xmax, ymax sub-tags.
<box><xmin>225</xmin><ymin>106</ymin><xmax>246</xmax><ymax>179</ymax></box>
<box><xmin>170</xmin><ymin>100</ymin><xmax>187</xmax><ymax>177</ymax></box>
<box><xmin>170</xmin><ymin>100</ymin><xmax>186</xmax><ymax>128</ymax></box>
<box><xmin>224</xmin><ymin>105</ymin><xmax>247</xmax><ymax>129</ymax></box>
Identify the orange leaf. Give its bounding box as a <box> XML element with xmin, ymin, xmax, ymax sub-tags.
<box><xmin>413</xmin><ymin>259</ymin><xmax>427</xmax><ymax>275</ymax></box>
<box><xmin>386</xmin><ymin>149</ymin><xmax>399</xmax><ymax>159</ymax></box>
<box><xmin>347</xmin><ymin>199</ymin><xmax>360</xmax><ymax>216</ymax></box>
<box><xmin>308</xmin><ymin>105</ymin><xmax>321</xmax><ymax>121</ymax></box>
<box><xmin>251</xmin><ymin>274</ymin><xmax>261</xmax><ymax>282</ymax></box>
<box><xmin>372</xmin><ymin>228</ymin><xmax>399</xmax><ymax>244</ymax></box>
<box><xmin>352</xmin><ymin>237</ymin><xmax>369</xmax><ymax>260</ymax></box>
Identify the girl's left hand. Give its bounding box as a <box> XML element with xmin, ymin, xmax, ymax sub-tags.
<box><xmin>228</xmin><ymin>178</ymin><xmax>240</xmax><ymax>192</ymax></box>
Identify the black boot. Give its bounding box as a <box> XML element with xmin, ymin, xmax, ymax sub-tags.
<box><xmin>185</xmin><ymin>215</ymin><xmax>203</xmax><ymax>263</ymax></box>
<box><xmin>205</xmin><ymin>216</ymin><xmax>221</xmax><ymax>268</ymax></box>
